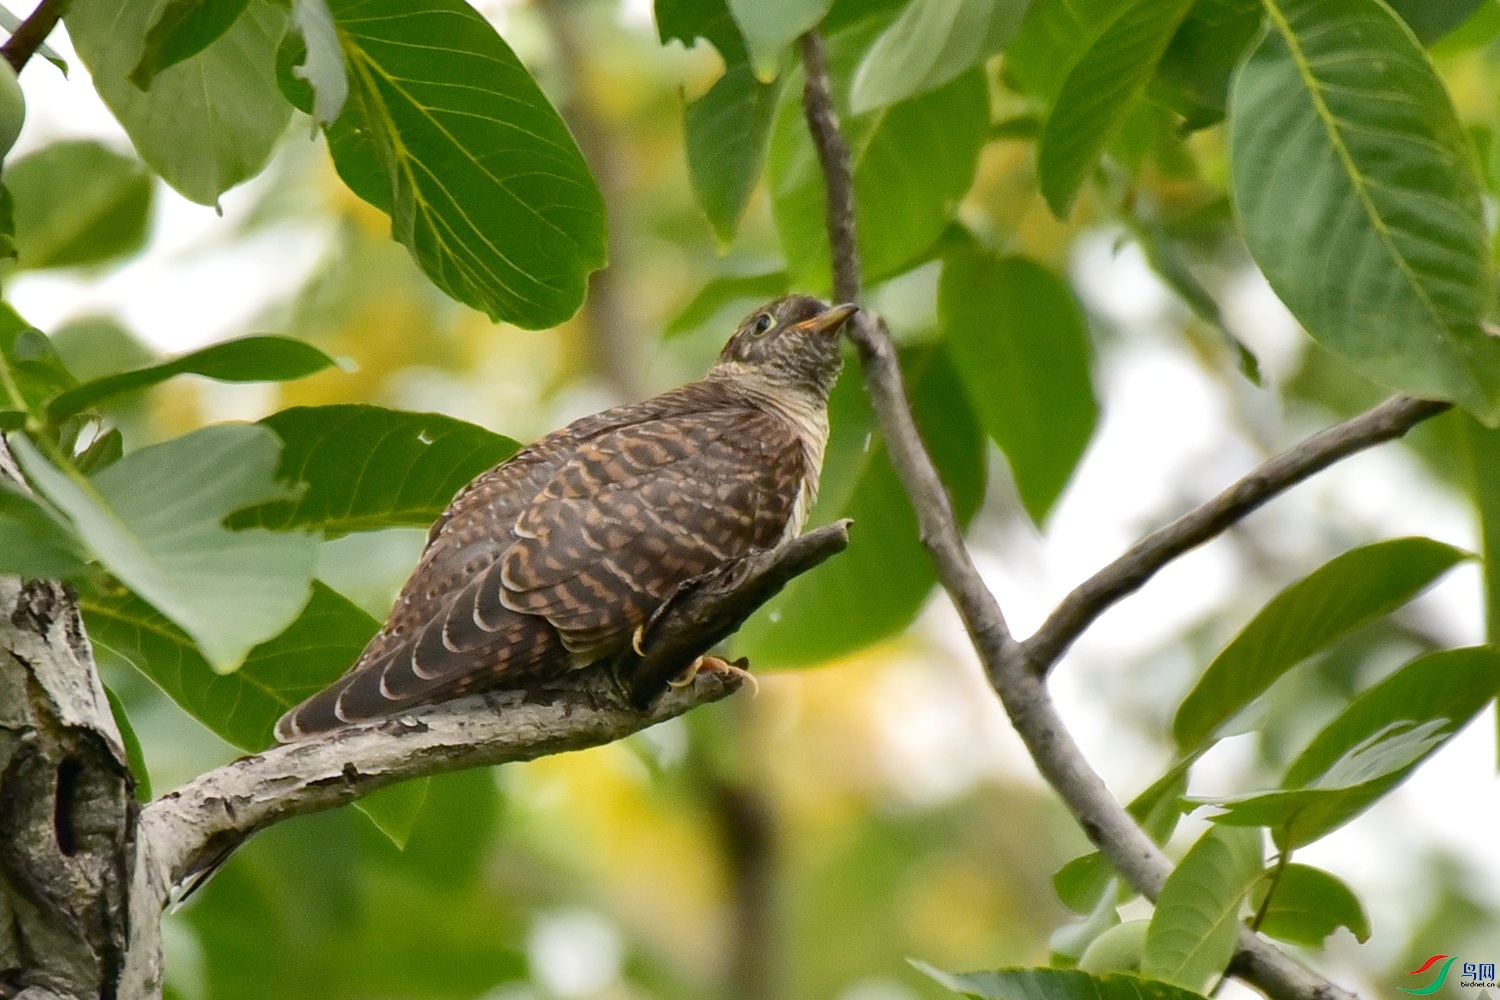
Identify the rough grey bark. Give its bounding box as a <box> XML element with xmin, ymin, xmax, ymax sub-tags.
<box><xmin>1</xmin><ymin>439</ymin><xmax>135</xmax><ymax>999</ymax></box>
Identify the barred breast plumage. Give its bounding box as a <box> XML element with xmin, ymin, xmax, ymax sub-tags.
<box><xmin>275</xmin><ymin>296</ymin><xmax>856</xmax><ymax>740</ymax></box>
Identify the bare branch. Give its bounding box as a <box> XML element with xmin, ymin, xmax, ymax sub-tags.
<box><xmin>1</xmin><ymin>0</ymin><xmax>68</xmax><ymax>74</ymax></box>
<box><xmin>798</xmin><ymin>32</ymin><xmax>861</xmax><ymax>305</ymax></box>
<box><xmin>1025</xmin><ymin>395</ymin><xmax>1451</xmax><ymax>671</ymax></box>
<box><xmin>796</xmin><ymin>26</ymin><xmax>1361</xmax><ymax>1000</ymax></box>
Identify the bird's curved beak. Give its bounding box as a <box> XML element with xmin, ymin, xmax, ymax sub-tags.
<box><xmin>795</xmin><ymin>302</ymin><xmax>858</xmax><ymax>336</ymax></box>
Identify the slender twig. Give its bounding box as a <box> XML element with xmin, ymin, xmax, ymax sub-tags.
<box><xmin>1</xmin><ymin>0</ymin><xmax>68</xmax><ymax>74</ymax></box>
<box><xmin>1025</xmin><ymin>396</ymin><xmax>1450</xmax><ymax>671</ymax></box>
<box><xmin>797</xmin><ymin>26</ymin><xmax>1361</xmax><ymax>1000</ymax></box>
<box><xmin>799</xmin><ymin>32</ymin><xmax>861</xmax><ymax>305</ymax></box>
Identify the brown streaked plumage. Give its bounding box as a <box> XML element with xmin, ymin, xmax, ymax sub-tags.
<box><xmin>275</xmin><ymin>296</ymin><xmax>857</xmax><ymax>741</ymax></box>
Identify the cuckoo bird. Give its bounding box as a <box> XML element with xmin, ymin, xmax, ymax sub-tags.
<box><xmin>275</xmin><ymin>296</ymin><xmax>858</xmax><ymax>741</ymax></box>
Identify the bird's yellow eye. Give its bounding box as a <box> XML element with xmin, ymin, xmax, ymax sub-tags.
<box><xmin>752</xmin><ymin>313</ymin><xmax>774</xmax><ymax>336</ymax></box>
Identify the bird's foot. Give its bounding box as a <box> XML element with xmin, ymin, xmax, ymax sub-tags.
<box><xmin>668</xmin><ymin>654</ymin><xmax>758</xmax><ymax>695</ymax></box>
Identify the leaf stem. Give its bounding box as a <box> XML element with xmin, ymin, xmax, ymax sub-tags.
<box><xmin>0</xmin><ymin>0</ymin><xmax>69</xmax><ymax>74</ymax></box>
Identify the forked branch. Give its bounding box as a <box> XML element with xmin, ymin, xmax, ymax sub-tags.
<box><xmin>795</xmin><ymin>25</ymin><xmax>1386</xmax><ymax>1000</ymax></box>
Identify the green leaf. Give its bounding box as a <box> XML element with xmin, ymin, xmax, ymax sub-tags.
<box><xmin>912</xmin><ymin>963</ymin><xmax>1212</xmax><ymax>1000</ymax></box>
<box><xmin>1142</xmin><ymin>826</ymin><xmax>1263</xmax><ymax>990</ymax></box>
<box><xmin>319</xmin><ymin>0</ymin><xmax>606</xmax><ymax>329</ymax></box>
<box><xmin>769</xmin><ymin>27</ymin><xmax>989</xmax><ymax>291</ymax></box>
<box><xmin>940</xmin><ymin>248</ymin><xmax>1096</xmax><ymax>523</ymax></box>
<box><xmin>1386</xmin><ymin>0</ymin><xmax>1485</xmax><ymax>44</ymax></box>
<box><xmin>5</xmin><ymin>141</ymin><xmax>153</xmax><ymax>270</ymax></box>
<box><xmin>1037</xmin><ymin>0</ymin><xmax>1195</xmax><ymax>216</ymax></box>
<box><xmin>74</xmin><ymin>428</ymin><xmax>124</xmax><ymax>475</ymax></box>
<box><xmin>849</xmin><ymin>0</ymin><xmax>1028</xmax><ymax>113</ymax></box>
<box><xmin>1173</xmin><ymin>538</ymin><xmax>1469</xmax><ymax>752</ymax></box>
<box><xmin>1194</xmin><ymin>647</ymin><xmax>1500</xmax><ymax>848</ymax></box>
<box><xmin>82</xmin><ymin>581</ymin><xmax>377</xmax><ymax>751</ymax></box>
<box><xmin>1251</xmin><ymin>863</ymin><xmax>1370</xmax><ymax>946</ymax></box>
<box><xmin>1230</xmin><ymin>0</ymin><xmax>1500</xmax><ymax>422</ymax></box>
<box><xmin>103</xmin><ymin>683</ymin><xmax>151</xmax><ymax>802</ymax></box>
<box><xmin>354</xmin><ymin>779</ymin><xmax>431</xmax><ymax>849</ymax></box>
<box><xmin>12</xmin><ymin>426</ymin><xmax>318</xmax><ymax>672</ymax></box>
<box><xmin>130</xmin><ymin>0</ymin><xmax>252</xmax><ymax>90</ymax></box>
<box><xmin>686</xmin><ymin>62</ymin><xmax>784</xmax><ymax>243</ymax></box>
<box><xmin>727</xmin><ymin>0</ymin><xmax>831</xmax><ymax>79</ymax></box>
<box><xmin>66</xmin><ymin>0</ymin><xmax>292</xmax><ymax>206</ymax></box>
<box><xmin>1078</xmin><ymin>921</ymin><xmax>1150</xmax><ymax>975</ymax></box>
<box><xmin>737</xmin><ymin>346</ymin><xmax>986</xmax><ymax>666</ymax></box>
<box><xmin>1051</xmin><ymin>879</ymin><xmax>1123</xmax><ymax>962</ymax></box>
<box><xmin>0</xmin><ymin>304</ymin><xmax>76</xmax><ymax>419</ymax></box>
<box><xmin>287</xmin><ymin>0</ymin><xmax>346</xmax><ymax>124</ymax></box>
<box><xmin>1003</xmin><ymin>0</ymin><xmax>1124</xmax><ymax>104</ymax></box>
<box><xmin>46</xmin><ymin>336</ymin><xmax>334</xmax><ymax>423</ymax></box>
<box><xmin>665</xmin><ymin>269</ymin><xmax>790</xmax><ymax>338</ymax></box>
<box><xmin>231</xmin><ymin>404</ymin><xmax>519</xmax><ymax>536</ymax></box>
<box><xmin>0</xmin><ymin>477</ymin><xmax>90</xmax><ymax>578</ymax></box>
<box><xmin>655</xmin><ymin>0</ymin><xmax>748</xmax><ymax>61</ymax></box>
<box><xmin>1152</xmin><ymin>0</ymin><xmax>1262</xmax><ymax>129</ymax></box>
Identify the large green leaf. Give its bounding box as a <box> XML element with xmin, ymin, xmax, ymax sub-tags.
<box><xmin>318</xmin><ymin>0</ymin><xmax>606</xmax><ymax>329</ymax></box>
<box><xmin>130</xmin><ymin>0</ymin><xmax>253</xmax><ymax>89</ymax></box>
<box><xmin>849</xmin><ymin>0</ymin><xmax>1028</xmax><ymax>113</ymax></box>
<box><xmin>66</xmin><ymin>0</ymin><xmax>292</xmax><ymax>206</ymax></box>
<box><xmin>231</xmin><ymin>404</ymin><xmax>519</xmax><ymax>536</ymax></box>
<box><xmin>46</xmin><ymin>336</ymin><xmax>336</xmax><ymax>423</ymax></box>
<box><xmin>5</xmin><ymin>141</ymin><xmax>153</xmax><ymax>271</ymax></box>
<box><xmin>769</xmin><ymin>24</ymin><xmax>989</xmax><ymax>291</ymax></box>
<box><xmin>727</xmin><ymin>0</ymin><xmax>832</xmax><ymax>78</ymax></box>
<box><xmin>940</xmin><ymin>247</ymin><xmax>1096</xmax><ymax>524</ymax></box>
<box><xmin>736</xmin><ymin>347</ymin><xmax>986</xmax><ymax>666</ymax></box>
<box><xmin>1230</xmin><ymin>0</ymin><xmax>1500</xmax><ymax>422</ymax></box>
<box><xmin>1172</xmin><ymin>537</ymin><xmax>1469</xmax><ymax>752</ymax></box>
<box><xmin>83</xmin><ymin>581</ymin><xmax>374</xmax><ymax>751</ymax></box>
<box><xmin>914</xmin><ymin>963</ymin><xmax>1212</xmax><ymax>1000</ymax></box>
<box><xmin>1250</xmin><ymin>863</ymin><xmax>1370</xmax><ymax>947</ymax></box>
<box><xmin>1037</xmin><ymin>0</ymin><xmax>1195</xmax><ymax>215</ymax></box>
<box><xmin>1194</xmin><ymin>647</ymin><xmax>1500</xmax><ymax>848</ymax></box>
<box><xmin>685</xmin><ymin>62</ymin><xmax>785</xmax><ymax>244</ymax></box>
<box><xmin>1141</xmin><ymin>827</ymin><xmax>1263</xmax><ymax>990</ymax></box>
<box><xmin>12</xmin><ymin>426</ymin><xmax>318</xmax><ymax>672</ymax></box>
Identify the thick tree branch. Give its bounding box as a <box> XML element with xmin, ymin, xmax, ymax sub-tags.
<box><xmin>797</xmin><ymin>27</ymin><xmax>1361</xmax><ymax>1000</ymax></box>
<box><xmin>1025</xmin><ymin>395</ymin><xmax>1451</xmax><ymax>671</ymax></box>
<box><xmin>0</xmin><ymin>0</ymin><xmax>67</xmax><ymax>74</ymax></box>
<box><xmin>117</xmin><ymin>520</ymin><xmax>851</xmax><ymax>996</ymax></box>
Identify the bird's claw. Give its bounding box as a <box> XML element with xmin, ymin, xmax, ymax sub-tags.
<box><xmin>631</xmin><ymin>624</ymin><xmax>647</xmax><ymax>656</ymax></box>
<box><xmin>668</xmin><ymin>655</ymin><xmax>758</xmax><ymax>696</ymax></box>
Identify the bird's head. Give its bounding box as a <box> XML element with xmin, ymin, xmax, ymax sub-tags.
<box><xmin>712</xmin><ymin>295</ymin><xmax>858</xmax><ymax>399</ymax></box>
